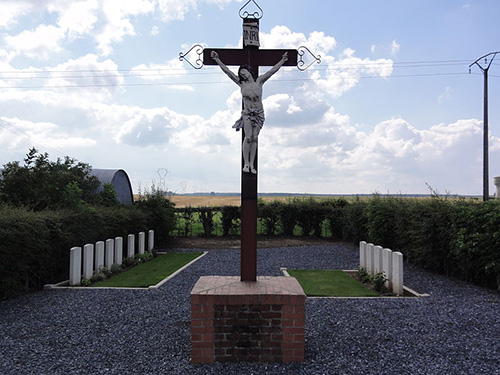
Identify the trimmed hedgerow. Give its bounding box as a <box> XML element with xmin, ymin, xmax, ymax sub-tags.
<box><xmin>0</xmin><ymin>197</ymin><xmax>176</xmax><ymax>299</ymax></box>
<box><xmin>171</xmin><ymin>196</ymin><xmax>500</xmax><ymax>290</ymax></box>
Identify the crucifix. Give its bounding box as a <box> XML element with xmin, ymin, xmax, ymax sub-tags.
<box><xmin>180</xmin><ymin>1</ymin><xmax>320</xmax><ymax>282</ymax></box>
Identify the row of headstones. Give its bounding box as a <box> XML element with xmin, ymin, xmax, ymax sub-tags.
<box><xmin>359</xmin><ymin>241</ymin><xmax>404</xmax><ymax>296</ymax></box>
<box><xmin>69</xmin><ymin>230</ymin><xmax>155</xmax><ymax>286</ymax></box>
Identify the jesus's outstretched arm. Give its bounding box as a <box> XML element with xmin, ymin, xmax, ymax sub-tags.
<box><xmin>257</xmin><ymin>52</ymin><xmax>288</xmax><ymax>85</ymax></box>
<box><xmin>211</xmin><ymin>51</ymin><xmax>240</xmax><ymax>86</ymax></box>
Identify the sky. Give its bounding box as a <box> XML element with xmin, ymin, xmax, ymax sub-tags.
<box><xmin>0</xmin><ymin>0</ymin><xmax>499</xmax><ymax>196</ymax></box>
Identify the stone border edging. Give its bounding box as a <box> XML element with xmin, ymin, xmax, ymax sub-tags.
<box><xmin>280</xmin><ymin>267</ymin><xmax>429</xmax><ymax>298</ymax></box>
<box><xmin>44</xmin><ymin>251</ymin><xmax>208</xmax><ymax>291</ymax></box>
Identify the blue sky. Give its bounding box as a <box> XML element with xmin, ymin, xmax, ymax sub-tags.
<box><xmin>0</xmin><ymin>0</ymin><xmax>499</xmax><ymax>196</ymax></box>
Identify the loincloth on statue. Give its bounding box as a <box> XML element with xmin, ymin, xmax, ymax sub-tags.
<box><xmin>232</xmin><ymin>109</ymin><xmax>265</xmax><ymax>131</ymax></box>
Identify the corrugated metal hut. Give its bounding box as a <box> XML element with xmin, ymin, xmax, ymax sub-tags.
<box><xmin>91</xmin><ymin>169</ymin><xmax>133</xmax><ymax>205</ymax></box>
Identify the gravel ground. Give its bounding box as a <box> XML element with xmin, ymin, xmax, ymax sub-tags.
<box><xmin>1</xmin><ymin>244</ymin><xmax>499</xmax><ymax>375</ymax></box>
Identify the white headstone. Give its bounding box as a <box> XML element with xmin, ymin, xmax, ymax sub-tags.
<box><xmin>148</xmin><ymin>230</ymin><xmax>155</xmax><ymax>251</ymax></box>
<box><xmin>138</xmin><ymin>232</ymin><xmax>145</xmax><ymax>254</ymax></box>
<box><xmin>359</xmin><ymin>241</ymin><xmax>367</xmax><ymax>268</ymax></box>
<box><xmin>374</xmin><ymin>245</ymin><xmax>383</xmax><ymax>274</ymax></box>
<box><xmin>392</xmin><ymin>251</ymin><xmax>404</xmax><ymax>295</ymax></box>
<box><xmin>83</xmin><ymin>244</ymin><xmax>94</xmax><ymax>280</ymax></box>
<box><xmin>495</xmin><ymin>176</ymin><xmax>500</xmax><ymax>198</ymax></box>
<box><xmin>127</xmin><ymin>234</ymin><xmax>135</xmax><ymax>258</ymax></box>
<box><xmin>69</xmin><ymin>247</ymin><xmax>82</xmax><ymax>286</ymax></box>
<box><xmin>95</xmin><ymin>241</ymin><xmax>105</xmax><ymax>270</ymax></box>
<box><xmin>366</xmin><ymin>243</ymin><xmax>375</xmax><ymax>274</ymax></box>
<box><xmin>382</xmin><ymin>248</ymin><xmax>393</xmax><ymax>289</ymax></box>
<box><xmin>105</xmin><ymin>239</ymin><xmax>114</xmax><ymax>268</ymax></box>
<box><xmin>114</xmin><ymin>237</ymin><xmax>123</xmax><ymax>265</ymax></box>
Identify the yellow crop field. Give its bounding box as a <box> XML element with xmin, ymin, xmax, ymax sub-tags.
<box><xmin>133</xmin><ymin>194</ymin><xmax>479</xmax><ymax>208</ymax></box>
<box><xmin>168</xmin><ymin>195</ymin><xmax>295</xmax><ymax>207</ymax></box>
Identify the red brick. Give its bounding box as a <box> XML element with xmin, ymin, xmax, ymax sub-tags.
<box><xmin>282</xmin><ymin>326</ymin><xmax>304</xmax><ymax>334</ymax></box>
<box><xmin>191</xmin><ymin>334</ymin><xmax>202</xmax><ymax>342</ymax></box>
<box><xmin>192</xmin><ymin>310</ymin><xmax>212</xmax><ymax>319</ymax></box>
<box><xmin>191</xmin><ymin>319</ymin><xmax>203</xmax><ymax>327</ymax></box>
<box><xmin>261</xmin><ymin>312</ymin><xmax>281</xmax><ymax>319</ymax></box>
<box><xmin>282</xmin><ymin>341</ymin><xmax>304</xmax><ymax>349</ymax></box>
<box><xmin>191</xmin><ymin>326</ymin><xmax>212</xmax><ymax>335</ymax></box>
<box><xmin>283</xmin><ymin>313</ymin><xmax>304</xmax><ymax>320</ymax></box>
<box><xmin>294</xmin><ymin>319</ymin><xmax>305</xmax><ymax>328</ymax></box>
<box><xmin>294</xmin><ymin>348</ymin><xmax>305</xmax><ymax>357</ymax></box>
<box><xmin>192</xmin><ymin>341</ymin><xmax>213</xmax><ymax>349</ymax></box>
<box><xmin>292</xmin><ymin>334</ymin><xmax>305</xmax><ymax>343</ymax></box>
<box><xmin>202</xmin><ymin>333</ymin><xmax>214</xmax><ymax>342</ymax></box>
<box><xmin>202</xmin><ymin>319</ymin><xmax>213</xmax><ymax>328</ymax></box>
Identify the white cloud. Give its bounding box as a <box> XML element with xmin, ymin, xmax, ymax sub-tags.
<box><xmin>0</xmin><ymin>1</ymin><xmax>34</xmax><ymax>29</ymax></box>
<box><xmin>312</xmin><ymin>48</ymin><xmax>393</xmax><ymax>99</ymax></box>
<box><xmin>261</xmin><ymin>26</ymin><xmax>337</xmax><ymax>56</ymax></box>
<box><xmin>391</xmin><ymin>40</ymin><xmax>400</xmax><ymax>55</ymax></box>
<box><xmin>130</xmin><ymin>58</ymin><xmax>188</xmax><ymax>81</ymax></box>
<box><xmin>156</xmin><ymin>0</ymin><xmax>197</xmax><ymax>22</ymax></box>
<box><xmin>4</xmin><ymin>24</ymin><xmax>65</xmax><ymax>60</ymax></box>
<box><xmin>95</xmin><ymin>0</ymin><xmax>155</xmax><ymax>55</ymax></box>
<box><xmin>0</xmin><ymin>116</ymin><xmax>96</xmax><ymax>155</ymax></box>
<box><xmin>150</xmin><ymin>25</ymin><xmax>159</xmax><ymax>35</ymax></box>
<box><xmin>50</xmin><ymin>0</ymin><xmax>99</xmax><ymax>39</ymax></box>
<box><xmin>438</xmin><ymin>86</ymin><xmax>454</xmax><ymax>103</ymax></box>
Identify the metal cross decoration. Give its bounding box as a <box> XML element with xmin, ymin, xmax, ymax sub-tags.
<box><xmin>180</xmin><ymin>0</ymin><xmax>320</xmax><ymax>282</ymax></box>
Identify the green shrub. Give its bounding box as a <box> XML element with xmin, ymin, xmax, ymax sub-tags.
<box><xmin>370</xmin><ymin>272</ymin><xmax>388</xmax><ymax>292</ymax></box>
<box><xmin>134</xmin><ymin>186</ymin><xmax>176</xmax><ymax>245</ymax></box>
<box><xmin>135</xmin><ymin>252</ymin><xmax>153</xmax><ymax>263</ymax></box>
<box><xmin>198</xmin><ymin>206</ymin><xmax>215</xmax><ymax>237</ymax></box>
<box><xmin>110</xmin><ymin>263</ymin><xmax>122</xmax><ymax>274</ymax></box>
<box><xmin>279</xmin><ymin>200</ymin><xmax>298</xmax><ymax>236</ymax></box>
<box><xmin>221</xmin><ymin>205</ymin><xmax>240</xmax><ymax>236</ymax></box>
<box><xmin>259</xmin><ymin>200</ymin><xmax>282</xmax><ymax>235</ymax></box>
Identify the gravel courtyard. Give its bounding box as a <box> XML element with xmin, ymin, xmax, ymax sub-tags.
<box><xmin>1</xmin><ymin>243</ymin><xmax>499</xmax><ymax>375</ymax></box>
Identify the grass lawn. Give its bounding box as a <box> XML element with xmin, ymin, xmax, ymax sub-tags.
<box><xmin>287</xmin><ymin>269</ymin><xmax>379</xmax><ymax>297</ymax></box>
<box><xmin>92</xmin><ymin>252</ymin><xmax>203</xmax><ymax>288</ymax></box>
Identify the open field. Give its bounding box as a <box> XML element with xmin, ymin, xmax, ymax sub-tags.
<box><xmin>134</xmin><ymin>194</ymin><xmax>482</xmax><ymax>208</ymax></box>
<box><xmin>168</xmin><ymin>195</ymin><xmax>301</xmax><ymax>207</ymax></box>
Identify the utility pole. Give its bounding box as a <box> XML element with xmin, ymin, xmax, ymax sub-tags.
<box><xmin>470</xmin><ymin>51</ymin><xmax>500</xmax><ymax>202</ymax></box>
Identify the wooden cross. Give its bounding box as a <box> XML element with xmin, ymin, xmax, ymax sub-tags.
<box><xmin>203</xmin><ymin>18</ymin><xmax>298</xmax><ymax>282</ymax></box>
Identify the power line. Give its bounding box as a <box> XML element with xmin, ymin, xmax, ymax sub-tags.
<box><xmin>0</xmin><ymin>59</ymin><xmax>478</xmax><ymax>77</ymax></box>
<box><xmin>0</xmin><ymin>72</ymin><xmax>484</xmax><ymax>90</ymax></box>
<box><xmin>0</xmin><ymin>58</ymin><xmax>495</xmax><ymax>90</ymax></box>
<box><xmin>0</xmin><ymin>121</ymin><xmax>66</xmax><ymax>158</ymax></box>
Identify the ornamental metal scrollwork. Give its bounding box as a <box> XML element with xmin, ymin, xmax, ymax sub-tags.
<box><xmin>297</xmin><ymin>46</ymin><xmax>321</xmax><ymax>71</ymax></box>
<box><xmin>239</xmin><ymin>0</ymin><xmax>263</xmax><ymax>19</ymax></box>
<box><xmin>179</xmin><ymin>44</ymin><xmax>204</xmax><ymax>70</ymax></box>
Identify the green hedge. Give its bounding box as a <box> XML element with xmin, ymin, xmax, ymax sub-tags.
<box><xmin>173</xmin><ymin>196</ymin><xmax>500</xmax><ymax>290</ymax></box>
<box><xmin>4</xmin><ymin>195</ymin><xmax>500</xmax><ymax>298</ymax></box>
<box><xmin>0</xmin><ymin>201</ymin><xmax>176</xmax><ymax>300</ymax></box>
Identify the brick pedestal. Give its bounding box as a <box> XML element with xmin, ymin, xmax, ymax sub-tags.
<box><xmin>190</xmin><ymin>276</ymin><xmax>306</xmax><ymax>363</ymax></box>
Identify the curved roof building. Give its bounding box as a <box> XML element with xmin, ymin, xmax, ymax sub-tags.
<box><xmin>90</xmin><ymin>169</ymin><xmax>133</xmax><ymax>205</ymax></box>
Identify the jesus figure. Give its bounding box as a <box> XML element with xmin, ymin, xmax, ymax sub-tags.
<box><xmin>211</xmin><ymin>50</ymin><xmax>289</xmax><ymax>174</ymax></box>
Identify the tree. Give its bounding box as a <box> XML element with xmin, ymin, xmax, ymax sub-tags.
<box><xmin>0</xmin><ymin>148</ymin><xmax>100</xmax><ymax>210</ymax></box>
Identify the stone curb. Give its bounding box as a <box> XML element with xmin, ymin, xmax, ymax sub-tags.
<box><xmin>44</xmin><ymin>251</ymin><xmax>208</xmax><ymax>291</ymax></box>
<box><xmin>280</xmin><ymin>267</ymin><xmax>429</xmax><ymax>298</ymax></box>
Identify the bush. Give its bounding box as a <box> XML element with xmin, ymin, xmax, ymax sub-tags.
<box><xmin>221</xmin><ymin>205</ymin><xmax>240</xmax><ymax>236</ymax></box>
<box><xmin>134</xmin><ymin>186</ymin><xmax>176</xmax><ymax>245</ymax></box>
<box><xmin>259</xmin><ymin>200</ymin><xmax>282</xmax><ymax>235</ymax></box>
<box><xmin>0</xmin><ymin>148</ymin><xmax>99</xmax><ymax>210</ymax></box>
